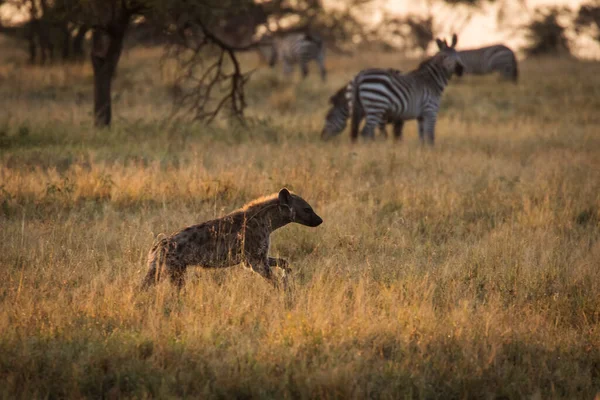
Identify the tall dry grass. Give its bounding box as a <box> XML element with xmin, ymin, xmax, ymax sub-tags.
<box><xmin>1</xmin><ymin>43</ymin><xmax>599</xmax><ymax>398</ymax></box>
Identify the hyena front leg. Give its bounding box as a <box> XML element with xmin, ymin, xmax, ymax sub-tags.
<box><xmin>248</xmin><ymin>258</ymin><xmax>280</xmax><ymax>288</ymax></box>
<box><xmin>268</xmin><ymin>257</ymin><xmax>291</xmax><ymax>291</ymax></box>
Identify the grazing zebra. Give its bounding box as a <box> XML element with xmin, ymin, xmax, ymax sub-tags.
<box><xmin>348</xmin><ymin>34</ymin><xmax>464</xmax><ymax>145</ymax></box>
<box><xmin>457</xmin><ymin>44</ymin><xmax>518</xmax><ymax>82</ymax></box>
<box><xmin>321</xmin><ymin>69</ymin><xmax>405</xmax><ymax>141</ymax></box>
<box><xmin>261</xmin><ymin>32</ymin><xmax>326</xmax><ymax>81</ymax></box>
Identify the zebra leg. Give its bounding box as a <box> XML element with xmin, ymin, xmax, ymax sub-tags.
<box><xmin>393</xmin><ymin>120</ymin><xmax>404</xmax><ymax>141</ymax></box>
<box><xmin>417</xmin><ymin>117</ymin><xmax>425</xmax><ymax>144</ymax></box>
<box><xmin>283</xmin><ymin>61</ymin><xmax>293</xmax><ymax>78</ymax></box>
<box><xmin>505</xmin><ymin>65</ymin><xmax>518</xmax><ymax>83</ymax></box>
<box><xmin>350</xmin><ymin>104</ymin><xmax>362</xmax><ymax>142</ymax></box>
<box><xmin>361</xmin><ymin>114</ymin><xmax>382</xmax><ymax>140</ymax></box>
<box><xmin>378</xmin><ymin>122</ymin><xmax>388</xmax><ymax>138</ymax></box>
<box><xmin>300</xmin><ymin>62</ymin><xmax>309</xmax><ymax>79</ymax></box>
<box><xmin>421</xmin><ymin>113</ymin><xmax>437</xmax><ymax>146</ymax></box>
<box><xmin>317</xmin><ymin>56</ymin><xmax>327</xmax><ymax>81</ymax></box>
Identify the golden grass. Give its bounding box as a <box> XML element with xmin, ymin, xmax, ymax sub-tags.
<box><xmin>0</xmin><ymin>42</ymin><xmax>599</xmax><ymax>398</ymax></box>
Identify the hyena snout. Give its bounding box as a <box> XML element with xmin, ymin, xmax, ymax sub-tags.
<box><xmin>299</xmin><ymin>210</ymin><xmax>323</xmax><ymax>227</ymax></box>
<box><xmin>308</xmin><ymin>214</ymin><xmax>323</xmax><ymax>227</ymax></box>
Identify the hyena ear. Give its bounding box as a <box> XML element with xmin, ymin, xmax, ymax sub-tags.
<box><xmin>278</xmin><ymin>188</ymin><xmax>292</xmax><ymax>206</ymax></box>
<box><xmin>451</xmin><ymin>34</ymin><xmax>458</xmax><ymax>48</ymax></box>
<box><xmin>436</xmin><ymin>38</ymin><xmax>445</xmax><ymax>50</ymax></box>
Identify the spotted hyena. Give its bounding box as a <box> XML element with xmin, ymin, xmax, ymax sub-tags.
<box><xmin>142</xmin><ymin>188</ymin><xmax>323</xmax><ymax>290</ymax></box>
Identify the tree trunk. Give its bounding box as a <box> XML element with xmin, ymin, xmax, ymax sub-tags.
<box><xmin>91</xmin><ymin>21</ymin><xmax>128</xmax><ymax>128</ymax></box>
<box><xmin>72</xmin><ymin>25</ymin><xmax>89</xmax><ymax>62</ymax></box>
<box><xmin>61</xmin><ymin>25</ymin><xmax>71</xmax><ymax>61</ymax></box>
<box><xmin>27</xmin><ymin>27</ymin><xmax>37</xmax><ymax>65</ymax></box>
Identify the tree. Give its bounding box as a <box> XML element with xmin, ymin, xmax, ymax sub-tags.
<box><xmin>378</xmin><ymin>0</ymin><xmax>495</xmax><ymax>55</ymax></box>
<box><xmin>524</xmin><ymin>7</ymin><xmax>571</xmax><ymax>56</ymax></box>
<box><xmin>0</xmin><ymin>0</ymin><xmax>88</xmax><ymax>64</ymax></box>
<box><xmin>574</xmin><ymin>1</ymin><xmax>600</xmax><ymax>44</ymax></box>
<box><xmin>56</xmin><ymin>0</ymin><xmax>257</xmax><ymax>127</ymax></box>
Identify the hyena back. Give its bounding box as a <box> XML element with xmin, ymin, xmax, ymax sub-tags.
<box><xmin>142</xmin><ymin>188</ymin><xmax>323</xmax><ymax>290</ymax></box>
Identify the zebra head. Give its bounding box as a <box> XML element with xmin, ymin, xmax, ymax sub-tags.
<box><xmin>321</xmin><ymin>85</ymin><xmax>349</xmax><ymax>140</ymax></box>
<box><xmin>434</xmin><ymin>34</ymin><xmax>465</xmax><ymax>78</ymax></box>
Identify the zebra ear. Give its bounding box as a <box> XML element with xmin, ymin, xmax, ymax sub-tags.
<box><xmin>451</xmin><ymin>34</ymin><xmax>458</xmax><ymax>48</ymax></box>
<box><xmin>436</xmin><ymin>39</ymin><xmax>445</xmax><ymax>50</ymax></box>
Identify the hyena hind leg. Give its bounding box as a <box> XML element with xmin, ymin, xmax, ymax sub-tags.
<box><xmin>141</xmin><ymin>265</ymin><xmax>162</xmax><ymax>290</ymax></box>
<box><xmin>168</xmin><ymin>264</ymin><xmax>187</xmax><ymax>291</ymax></box>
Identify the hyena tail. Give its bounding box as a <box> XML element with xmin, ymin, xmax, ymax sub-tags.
<box><xmin>347</xmin><ymin>77</ymin><xmax>361</xmax><ymax>142</ymax></box>
<box><xmin>141</xmin><ymin>237</ymin><xmax>169</xmax><ymax>290</ymax></box>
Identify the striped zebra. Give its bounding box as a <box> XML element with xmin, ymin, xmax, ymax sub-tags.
<box><xmin>348</xmin><ymin>34</ymin><xmax>464</xmax><ymax>145</ymax></box>
<box><xmin>321</xmin><ymin>69</ymin><xmax>405</xmax><ymax>141</ymax></box>
<box><xmin>457</xmin><ymin>44</ymin><xmax>518</xmax><ymax>82</ymax></box>
<box><xmin>260</xmin><ymin>32</ymin><xmax>326</xmax><ymax>81</ymax></box>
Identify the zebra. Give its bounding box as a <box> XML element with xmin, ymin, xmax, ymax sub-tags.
<box><xmin>260</xmin><ymin>32</ymin><xmax>326</xmax><ymax>81</ymax></box>
<box><xmin>457</xmin><ymin>44</ymin><xmax>518</xmax><ymax>82</ymax></box>
<box><xmin>348</xmin><ymin>34</ymin><xmax>464</xmax><ymax>145</ymax></box>
<box><xmin>321</xmin><ymin>69</ymin><xmax>405</xmax><ymax>141</ymax></box>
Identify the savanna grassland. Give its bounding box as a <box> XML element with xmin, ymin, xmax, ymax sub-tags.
<box><xmin>1</xmin><ymin>35</ymin><xmax>600</xmax><ymax>399</ymax></box>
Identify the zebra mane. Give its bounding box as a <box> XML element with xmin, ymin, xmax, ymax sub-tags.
<box><xmin>417</xmin><ymin>53</ymin><xmax>441</xmax><ymax>71</ymax></box>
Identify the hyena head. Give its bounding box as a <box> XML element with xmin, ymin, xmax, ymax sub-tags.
<box><xmin>278</xmin><ymin>188</ymin><xmax>323</xmax><ymax>227</ymax></box>
<box><xmin>321</xmin><ymin>85</ymin><xmax>349</xmax><ymax>140</ymax></box>
<box><xmin>435</xmin><ymin>34</ymin><xmax>464</xmax><ymax>78</ymax></box>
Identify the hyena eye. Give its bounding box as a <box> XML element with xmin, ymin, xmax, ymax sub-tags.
<box><xmin>303</xmin><ymin>207</ymin><xmax>312</xmax><ymax>213</ymax></box>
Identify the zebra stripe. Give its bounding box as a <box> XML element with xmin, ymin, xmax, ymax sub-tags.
<box><xmin>348</xmin><ymin>35</ymin><xmax>464</xmax><ymax>145</ymax></box>
<box><xmin>321</xmin><ymin>69</ymin><xmax>404</xmax><ymax>141</ymax></box>
<box><xmin>263</xmin><ymin>32</ymin><xmax>327</xmax><ymax>81</ymax></box>
<box><xmin>457</xmin><ymin>44</ymin><xmax>518</xmax><ymax>82</ymax></box>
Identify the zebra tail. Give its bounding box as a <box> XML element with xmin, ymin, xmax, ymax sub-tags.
<box><xmin>347</xmin><ymin>77</ymin><xmax>361</xmax><ymax>141</ymax></box>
